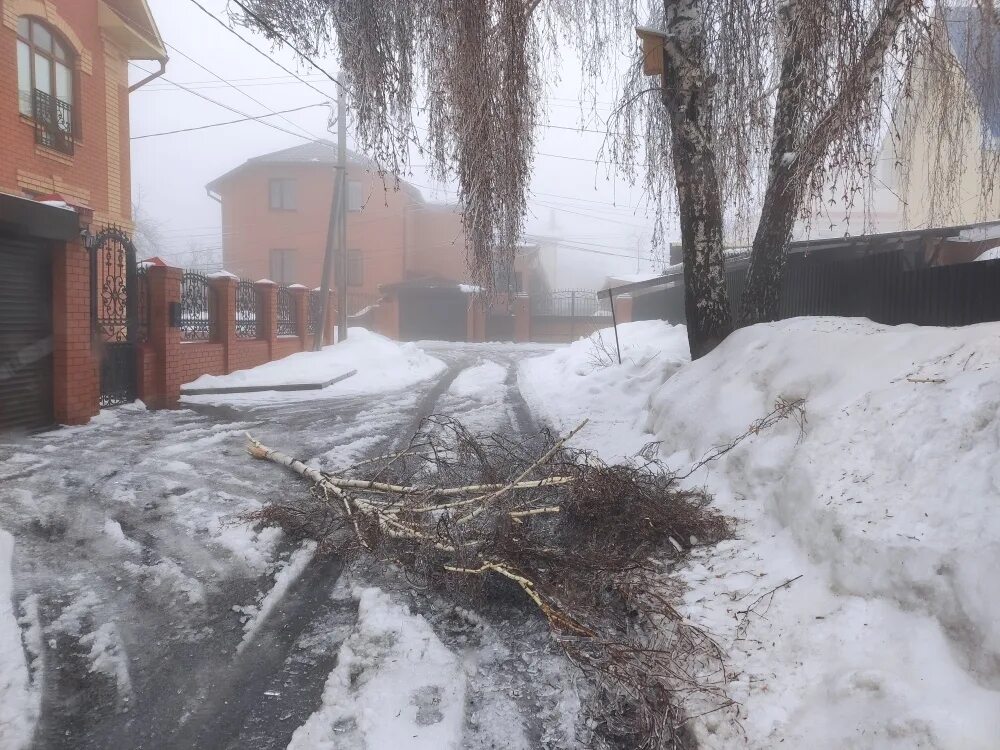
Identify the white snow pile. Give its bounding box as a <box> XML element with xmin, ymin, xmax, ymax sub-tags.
<box><xmin>287</xmin><ymin>586</ymin><xmax>466</xmax><ymax>750</ymax></box>
<box><xmin>520</xmin><ymin>317</ymin><xmax>1000</xmax><ymax>748</ymax></box>
<box><xmin>182</xmin><ymin>328</ymin><xmax>446</xmax><ymax>402</ymax></box>
<box><xmin>518</xmin><ymin>320</ymin><xmax>690</xmax><ymax>459</ymax></box>
<box><xmin>448</xmin><ymin>360</ymin><xmax>508</xmax><ymax>402</ymax></box>
<box><xmin>0</xmin><ymin>529</ymin><xmax>40</xmax><ymax>750</ymax></box>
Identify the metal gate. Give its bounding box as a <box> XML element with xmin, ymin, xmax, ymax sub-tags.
<box><xmin>91</xmin><ymin>227</ymin><xmax>139</xmax><ymax>408</ymax></box>
<box><xmin>398</xmin><ymin>288</ymin><xmax>469</xmax><ymax>342</ymax></box>
<box><xmin>0</xmin><ymin>237</ymin><xmax>53</xmax><ymax>430</ymax></box>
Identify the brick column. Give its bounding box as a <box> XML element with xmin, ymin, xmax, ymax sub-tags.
<box><xmin>290</xmin><ymin>285</ymin><xmax>309</xmax><ymax>350</ymax></box>
<box><xmin>210</xmin><ymin>275</ymin><xmax>237</xmax><ymax>373</ymax></box>
<box><xmin>146</xmin><ymin>265</ymin><xmax>182</xmax><ymax>409</ymax></box>
<box><xmin>513</xmin><ymin>294</ymin><xmax>531</xmax><ymax>343</ymax></box>
<box><xmin>51</xmin><ymin>239</ymin><xmax>99</xmax><ymax>424</ymax></box>
<box><xmin>466</xmin><ymin>294</ymin><xmax>486</xmax><ymax>342</ymax></box>
<box><xmin>256</xmin><ymin>280</ymin><xmax>278</xmax><ymax>359</ymax></box>
<box><xmin>373</xmin><ymin>291</ymin><xmax>400</xmax><ymax>340</ymax></box>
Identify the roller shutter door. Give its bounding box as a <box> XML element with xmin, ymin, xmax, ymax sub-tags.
<box><xmin>398</xmin><ymin>288</ymin><xmax>469</xmax><ymax>342</ymax></box>
<box><xmin>0</xmin><ymin>238</ymin><xmax>53</xmax><ymax>431</ymax></box>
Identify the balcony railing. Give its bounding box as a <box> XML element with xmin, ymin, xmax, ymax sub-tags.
<box><xmin>32</xmin><ymin>89</ymin><xmax>74</xmax><ymax>156</ymax></box>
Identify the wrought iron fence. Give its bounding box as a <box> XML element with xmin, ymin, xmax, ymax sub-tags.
<box><xmin>236</xmin><ymin>280</ymin><xmax>260</xmax><ymax>339</ymax></box>
<box><xmin>307</xmin><ymin>290</ymin><xmax>324</xmax><ymax>335</ymax></box>
<box><xmin>531</xmin><ymin>289</ymin><xmax>610</xmax><ymax>317</ymax></box>
<box><xmin>33</xmin><ymin>89</ymin><xmax>74</xmax><ymax>155</ymax></box>
<box><xmin>277</xmin><ymin>286</ymin><xmax>298</xmax><ymax>336</ymax></box>
<box><xmin>180</xmin><ymin>271</ymin><xmax>215</xmax><ymax>341</ymax></box>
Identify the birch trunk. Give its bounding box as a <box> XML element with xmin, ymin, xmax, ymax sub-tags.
<box><xmin>741</xmin><ymin>0</ymin><xmax>922</xmax><ymax>325</ymax></box>
<box><xmin>662</xmin><ymin>0</ymin><xmax>732</xmax><ymax>359</ymax></box>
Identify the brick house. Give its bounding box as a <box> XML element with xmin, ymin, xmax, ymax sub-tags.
<box><xmin>207</xmin><ymin>140</ymin><xmax>498</xmax><ymax>341</ymax></box>
<box><xmin>0</xmin><ymin>0</ymin><xmax>165</xmax><ymax>431</ymax></box>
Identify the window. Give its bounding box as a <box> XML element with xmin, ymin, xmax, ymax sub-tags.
<box><xmin>269</xmin><ymin>249</ymin><xmax>296</xmax><ymax>284</ymax></box>
<box><xmin>16</xmin><ymin>16</ymin><xmax>77</xmax><ymax>154</ymax></box>
<box><xmin>347</xmin><ymin>181</ymin><xmax>364</xmax><ymax>212</ymax></box>
<box><xmin>269</xmin><ymin>178</ymin><xmax>296</xmax><ymax>210</ymax></box>
<box><xmin>346</xmin><ymin>249</ymin><xmax>363</xmax><ymax>286</ymax></box>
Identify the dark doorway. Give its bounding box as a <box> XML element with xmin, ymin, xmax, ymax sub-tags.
<box><xmin>0</xmin><ymin>236</ymin><xmax>53</xmax><ymax>431</ymax></box>
<box><xmin>398</xmin><ymin>287</ymin><xmax>468</xmax><ymax>342</ymax></box>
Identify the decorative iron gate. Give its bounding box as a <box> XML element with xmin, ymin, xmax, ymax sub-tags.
<box><xmin>91</xmin><ymin>227</ymin><xmax>139</xmax><ymax>408</ymax></box>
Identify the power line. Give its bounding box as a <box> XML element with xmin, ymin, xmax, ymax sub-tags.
<box><xmin>132</xmin><ymin>103</ymin><xmax>327</xmax><ymax>139</ymax></box>
<box><xmin>163</xmin><ymin>40</ymin><xmax>320</xmax><ymax>142</ymax></box>
<box><xmin>130</xmin><ymin>62</ymin><xmax>318</xmax><ymax>143</ymax></box>
<box><xmin>183</xmin><ymin>0</ymin><xmax>342</xmax><ymax>104</ymax></box>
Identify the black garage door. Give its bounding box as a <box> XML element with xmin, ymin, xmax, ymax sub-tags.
<box><xmin>0</xmin><ymin>238</ymin><xmax>53</xmax><ymax>431</ymax></box>
<box><xmin>398</xmin><ymin>288</ymin><xmax>469</xmax><ymax>342</ymax></box>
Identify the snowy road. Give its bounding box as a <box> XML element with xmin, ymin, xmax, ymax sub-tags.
<box><xmin>0</xmin><ymin>341</ymin><xmax>574</xmax><ymax>750</ymax></box>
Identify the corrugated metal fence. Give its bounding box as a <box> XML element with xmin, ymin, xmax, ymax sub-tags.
<box><xmin>636</xmin><ymin>252</ymin><xmax>1000</xmax><ymax>328</ymax></box>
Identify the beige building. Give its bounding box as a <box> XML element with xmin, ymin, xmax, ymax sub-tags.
<box><xmin>797</xmin><ymin>5</ymin><xmax>1000</xmax><ymax>250</ymax></box>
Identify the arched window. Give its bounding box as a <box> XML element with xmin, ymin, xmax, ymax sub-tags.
<box><xmin>16</xmin><ymin>16</ymin><xmax>77</xmax><ymax>154</ymax></box>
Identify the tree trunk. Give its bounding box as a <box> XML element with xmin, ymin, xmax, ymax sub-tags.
<box><xmin>741</xmin><ymin>0</ymin><xmax>920</xmax><ymax>325</ymax></box>
<box><xmin>740</xmin><ymin>4</ymin><xmax>807</xmax><ymax>325</ymax></box>
<box><xmin>661</xmin><ymin>0</ymin><xmax>732</xmax><ymax>359</ymax></box>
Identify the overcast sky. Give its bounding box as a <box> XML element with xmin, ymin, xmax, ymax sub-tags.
<box><xmin>129</xmin><ymin>0</ymin><xmax>665</xmax><ymax>281</ymax></box>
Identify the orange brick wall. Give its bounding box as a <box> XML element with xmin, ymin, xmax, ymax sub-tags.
<box><xmin>407</xmin><ymin>204</ymin><xmax>468</xmax><ymax>282</ymax></box>
<box><xmin>175</xmin><ymin>341</ymin><xmax>225</xmax><ymax>386</ymax></box>
<box><xmin>51</xmin><ymin>237</ymin><xmax>98</xmax><ymax>424</ymax></box>
<box><xmin>0</xmin><ymin>0</ymin><xmax>133</xmax><ymax>227</ymax></box>
<box><xmin>231</xmin><ymin>339</ymin><xmax>269</xmax><ymax>371</ymax></box>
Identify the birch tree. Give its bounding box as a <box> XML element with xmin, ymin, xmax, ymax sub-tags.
<box><xmin>233</xmin><ymin>0</ymin><xmax>1000</xmax><ymax>355</ymax></box>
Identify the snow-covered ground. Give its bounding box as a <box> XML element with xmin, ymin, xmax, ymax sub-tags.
<box><xmin>183</xmin><ymin>328</ymin><xmax>446</xmax><ymax>404</ymax></box>
<box><xmin>0</xmin><ymin>340</ymin><xmax>583</xmax><ymax>749</ymax></box>
<box><xmin>519</xmin><ymin>317</ymin><xmax>1000</xmax><ymax>748</ymax></box>
<box><xmin>519</xmin><ymin>320</ymin><xmax>691</xmax><ymax>459</ymax></box>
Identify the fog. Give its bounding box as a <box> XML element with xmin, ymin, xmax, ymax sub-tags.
<box><xmin>129</xmin><ymin>0</ymin><xmax>666</xmax><ymax>288</ymax></box>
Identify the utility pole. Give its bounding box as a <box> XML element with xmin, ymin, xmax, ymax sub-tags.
<box><xmin>314</xmin><ymin>73</ymin><xmax>347</xmax><ymax>350</ymax></box>
<box><xmin>336</xmin><ymin>75</ymin><xmax>348</xmax><ymax>344</ymax></box>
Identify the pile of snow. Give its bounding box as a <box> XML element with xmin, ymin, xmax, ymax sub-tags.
<box><xmin>288</xmin><ymin>587</ymin><xmax>466</xmax><ymax>750</ymax></box>
<box><xmin>182</xmin><ymin>328</ymin><xmax>446</xmax><ymax>402</ymax></box>
<box><xmin>518</xmin><ymin>320</ymin><xmax>690</xmax><ymax>459</ymax></box>
<box><xmin>520</xmin><ymin>317</ymin><xmax>1000</xmax><ymax>748</ymax></box>
<box><xmin>0</xmin><ymin>529</ymin><xmax>39</xmax><ymax>750</ymax></box>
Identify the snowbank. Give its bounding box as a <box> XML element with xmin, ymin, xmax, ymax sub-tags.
<box><xmin>0</xmin><ymin>529</ymin><xmax>38</xmax><ymax>750</ymax></box>
<box><xmin>182</xmin><ymin>328</ymin><xmax>446</xmax><ymax>403</ymax></box>
<box><xmin>287</xmin><ymin>587</ymin><xmax>466</xmax><ymax>750</ymax></box>
<box><xmin>518</xmin><ymin>320</ymin><xmax>690</xmax><ymax>458</ymax></box>
<box><xmin>520</xmin><ymin>317</ymin><xmax>1000</xmax><ymax>748</ymax></box>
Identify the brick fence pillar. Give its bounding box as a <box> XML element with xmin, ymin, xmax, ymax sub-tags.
<box><xmin>513</xmin><ymin>294</ymin><xmax>531</xmax><ymax>343</ymax></box>
<box><xmin>373</xmin><ymin>291</ymin><xmax>400</xmax><ymax>340</ymax></box>
<box><xmin>466</xmin><ymin>294</ymin><xmax>486</xmax><ymax>342</ymax></box>
<box><xmin>51</xmin><ymin>239</ymin><xmax>99</xmax><ymax>424</ymax></box>
<box><xmin>256</xmin><ymin>280</ymin><xmax>278</xmax><ymax>359</ymax></box>
<box><xmin>146</xmin><ymin>264</ymin><xmax>182</xmax><ymax>409</ymax></box>
<box><xmin>210</xmin><ymin>275</ymin><xmax>238</xmax><ymax>373</ymax></box>
<box><xmin>615</xmin><ymin>294</ymin><xmax>633</xmax><ymax>324</ymax></box>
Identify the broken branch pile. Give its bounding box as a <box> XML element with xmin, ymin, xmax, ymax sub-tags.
<box><xmin>243</xmin><ymin>411</ymin><xmax>800</xmax><ymax>747</ymax></box>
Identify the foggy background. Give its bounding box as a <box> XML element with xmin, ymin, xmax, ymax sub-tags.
<box><xmin>129</xmin><ymin>0</ymin><xmax>667</xmax><ymax>289</ymax></box>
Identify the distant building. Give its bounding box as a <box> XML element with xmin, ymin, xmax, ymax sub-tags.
<box><xmin>206</xmin><ymin>141</ymin><xmax>473</xmax><ymax>311</ymax></box>
<box><xmin>799</xmin><ymin>6</ymin><xmax>1000</xmax><ymax>245</ymax></box>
